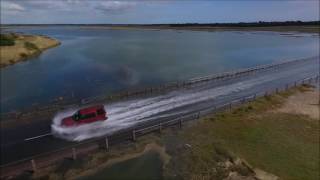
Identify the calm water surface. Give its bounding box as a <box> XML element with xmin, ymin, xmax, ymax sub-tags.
<box><xmin>1</xmin><ymin>27</ymin><xmax>319</xmax><ymax>113</ymax></box>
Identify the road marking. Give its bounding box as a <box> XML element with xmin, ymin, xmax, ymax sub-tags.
<box><xmin>24</xmin><ymin>133</ymin><xmax>52</xmax><ymax>141</ymax></box>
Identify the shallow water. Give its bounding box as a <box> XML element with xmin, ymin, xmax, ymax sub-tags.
<box><xmin>1</xmin><ymin>27</ymin><xmax>318</xmax><ymax>113</ymax></box>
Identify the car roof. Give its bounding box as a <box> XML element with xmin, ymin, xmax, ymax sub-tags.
<box><xmin>78</xmin><ymin>105</ymin><xmax>104</xmax><ymax>114</ymax></box>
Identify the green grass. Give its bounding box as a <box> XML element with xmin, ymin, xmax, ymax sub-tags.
<box><xmin>79</xmin><ymin>151</ymin><xmax>163</xmax><ymax>180</ymax></box>
<box><xmin>212</xmin><ymin>113</ymin><xmax>318</xmax><ymax>180</ymax></box>
<box><xmin>0</xmin><ymin>34</ymin><xmax>15</xmax><ymax>46</ymax></box>
<box><xmin>179</xmin><ymin>86</ymin><xmax>319</xmax><ymax>180</ymax></box>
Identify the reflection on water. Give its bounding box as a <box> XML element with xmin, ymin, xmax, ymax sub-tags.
<box><xmin>1</xmin><ymin>27</ymin><xmax>319</xmax><ymax>113</ymax></box>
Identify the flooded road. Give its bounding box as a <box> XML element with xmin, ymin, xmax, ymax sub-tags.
<box><xmin>1</xmin><ymin>56</ymin><xmax>319</xmax><ymax>164</ymax></box>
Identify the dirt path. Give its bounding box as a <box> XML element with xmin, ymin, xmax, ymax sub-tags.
<box><xmin>276</xmin><ymin>88</ymin><xmax>319</xmax><ymax>120</ymax></box>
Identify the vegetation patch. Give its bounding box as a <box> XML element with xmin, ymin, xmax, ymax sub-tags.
<box><xmin>24</xmin><ymin>42</ymin><xmax>40</xmax><ymax>51</ymax></box>
<box><xmin>19</xmin><ymin>52</ymin><xmax>28</xmax><ymax>58</ymax></box>
<box><xmin>163</xmin><ymin>120</ymin><xmax>256</xmax><ymax>179</ymax></box>
<box><xmin>174</xmin><ymin>86</ymin><xmax>319</xmax><ymax>180</ymax></box>
<box><xmin>32</xmin><ymin>135</ymin><xmax>167</xmax><ymax>180</ymax></box>
<box><xmin>0</xmin><ymin>34</ymin><xmax>16</xmax><ymax>46</ymax></box>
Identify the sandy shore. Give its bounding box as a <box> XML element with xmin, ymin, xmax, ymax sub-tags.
<box><xmin>276</xmin><ymin>88</ymin><xmax>319</xmax><ymax>119</ymax></box>
<box><xmin>0</xmin><ymin>33</ymin><xmax>60</xmax><ymax>68</ymax></box>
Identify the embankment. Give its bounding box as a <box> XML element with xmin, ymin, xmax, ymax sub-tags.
<box><xmin>0</xmin><ymin>33</ymin><xmax>60</xmax><ymax>68</ymax></box>
<box><xmin>170</xmin><ymin>84</ymin><xmax>318</xmax><ymax>180</ymax></box>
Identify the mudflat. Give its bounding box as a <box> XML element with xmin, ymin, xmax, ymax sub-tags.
<box><xmin>0</xmin><ymin>33</ymin><xmax>60</xmax><ymax>68</ymax></box>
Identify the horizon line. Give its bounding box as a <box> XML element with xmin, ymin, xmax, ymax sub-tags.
<box><xmin>1</xmin><ymin>20</ymin><xmax>319</xmax><ymax>26</ymax></box>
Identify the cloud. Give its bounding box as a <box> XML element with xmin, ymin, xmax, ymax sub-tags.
<box><xmin>3</xmin><ymin>0</ymin><xmax>84</xmax><ymax>12</ymax></box>
<box><xmin>96</xmin><ymin>1</ymin><xmax>136</xmax><ymax>13</ymax></box>
<box><xmin>22</xmin><ymin>1</ymin><xmax>73</xmax><ymax>11</ymax></box>
<box><xmin>2</xmin><ymin>1</ymin><xmax>319</xmax><ymax>24</ymax></box>
<box><xmin>2</xmin><ymin>1</ymin><xmax>25</xmax><ymax>12</ymax></box>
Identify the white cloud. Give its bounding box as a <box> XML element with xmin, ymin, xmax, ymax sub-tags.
<box><xmin>96</xmin><ymin>1</ymin><xmax>136</xmax><ymax>13</ymax></box>
<box><xmin>2</xmin><ymin>1</ymin><xmax>25</xmax><ymax>12</ymax></box>
<box><xmin>24</xmin><ymin>1</ymin><xmax>72</xmax><ymax>11</ymax></box>
<box><xmin>4</xmin><ymin>0</ymin><xmax>84</xmax><ymax>12</ymax></box>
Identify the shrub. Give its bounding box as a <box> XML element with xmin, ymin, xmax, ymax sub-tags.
<box><xmin>0</xmin><ymin>34</ymin><xmax>15</xmax><ymax>46</ymax></box>
<box><xmin>19</xmin><ymin>53</ymin><xmax>28</xmax><ymax>58</ymax></box>
<box><xmin>24</xmin><ymin>42</ymin><xmax>39</xmax><ymax>51</ymax></box>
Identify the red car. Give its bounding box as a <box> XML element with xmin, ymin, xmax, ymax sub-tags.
<box><xmin>61</xmin><ymin>105</ymin><xmax>107</xmax><ymax>127</ymax></box>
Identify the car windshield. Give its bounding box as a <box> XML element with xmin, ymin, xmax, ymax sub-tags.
<box><xmin>72</xmin><ymin>112</ymin><xmax>81</xmax><ymax>121</ymax></box>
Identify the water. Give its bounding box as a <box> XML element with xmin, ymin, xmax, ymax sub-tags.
<box><xmin>51</xmin><ymin>58</ymin><xmax>318</xmax><ymax>141</ymax></box>
<box><xmin>79</xmin><ymin>151</ymin><xmax>163</xmax><ymax>180</ymax></box>
<box><xmin>1</xmin><ymin>27</ymin><xmax>318</xmax><ymax>113</ymax></box>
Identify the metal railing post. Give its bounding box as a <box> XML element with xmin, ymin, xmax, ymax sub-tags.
<box><xmin>132</xmin><ymin>130</ymin><xmax>136</xmax><ymax>141</ymax></box>
<box><xmin>159</xmin><ymin>123</ymin><xmax>162</xmax><ymax>133</ymax></box>
<box><xmin>72</xmin><ymin>148</ymin><xmax>77</xmax><ymax>160</ymax></box>
<box><xmin>31</xmin><ymin>159</ymin><xmax>37</xmax><ymax>172</ymax></box>
<box><xmin>105</xmin><ymin>138</ymin><xmax>109</xmax><ymax>151</ymax></box>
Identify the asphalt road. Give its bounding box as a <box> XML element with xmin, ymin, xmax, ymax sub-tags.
<box><xmin>1</xmin><ymin>56</ymin><xmax>319</xmax><ymax>165</ymax></box>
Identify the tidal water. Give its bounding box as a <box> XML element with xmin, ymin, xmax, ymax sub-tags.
<box><xmin>1</xmin><ymin>27</ymin><xmax>318</xmax><ymax>113</ymax></box>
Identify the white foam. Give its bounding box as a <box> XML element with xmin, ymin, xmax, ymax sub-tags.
<box><xmin>51</xmin><ymin>72</ymin><xmax>291</xmax><ymax>141</ymax></box>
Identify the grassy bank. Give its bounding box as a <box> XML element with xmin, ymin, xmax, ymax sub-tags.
<box><xmin>169</xmin><ymin>85</ymin><xmax>319</xmax><ymax>180</ymax></box>
<box><xmin>0</xmin><ymin>33</ymin><xmax>60</xmax><ymax>68</ymax></box>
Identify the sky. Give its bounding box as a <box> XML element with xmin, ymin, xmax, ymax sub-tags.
<box><xmin>1</xmin><ymin>0</ymin><xmax>319</xmax><ymax>24</ymax></box>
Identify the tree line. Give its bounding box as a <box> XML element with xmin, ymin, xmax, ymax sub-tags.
<box><xmin>2</xmin><ymin>21</ymin><xmax>319</xmax><ymax>27</ymax></box>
